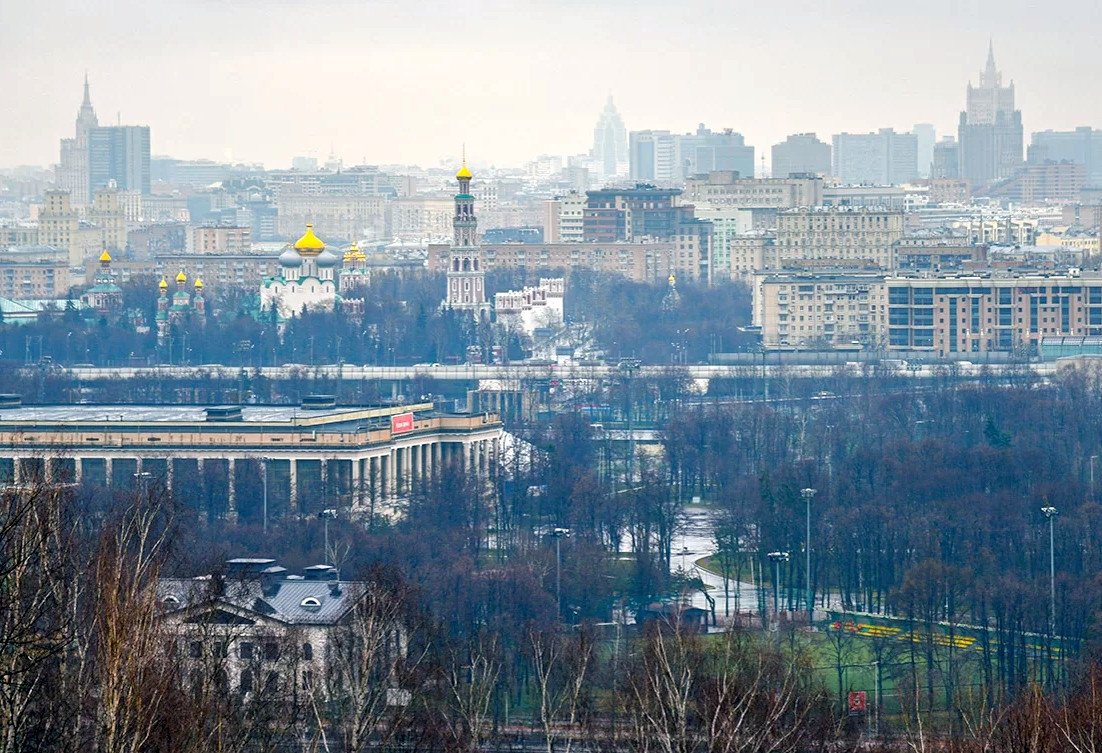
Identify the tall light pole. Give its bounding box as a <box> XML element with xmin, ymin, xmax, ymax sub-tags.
<box><xmin>551</xmin><ymin>527</ymin><xmax>570</xmax><ymax>619</ymax></box>
<box><xmin>1042</xmin><ymin>505</ymin><xmax>1058</xmax><ymax>684</ymax></box>
<box><xmin>261</xmin><ymin>461</ymin><xmax>268</xmax><ymax>534</ymax></box>
<box><xmin>319</xmin><ymin>509</ymin><xmax>338</xmax><ymax>563</ymax></box>
<box><xmin>801</xmin><ymin>488</ymin><xmax>817</xmax><ymax>624</ymax></box>
<box><xmin>767</xmin><ymin>551</ymin><xmax>789</xmax><ymax>617</ymax></box>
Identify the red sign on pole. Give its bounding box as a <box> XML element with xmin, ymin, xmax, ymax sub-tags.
<box><xmin>391</xmin><ymin>412</ymin><xmax>415</xmax><ymax>435</ymax></box>
<box><xmin>848</xmin><ymin>691</ymin><xmax>867</xmax><ymax>715</ymax></box>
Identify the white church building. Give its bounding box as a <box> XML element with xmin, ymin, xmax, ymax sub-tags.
<box><xmin>261</xmin><ymin>224</ymin><xmax>341</xmax><ymax>320</ymax></box>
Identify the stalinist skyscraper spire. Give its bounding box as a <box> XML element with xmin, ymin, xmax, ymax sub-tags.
<box><xmin>958</xmin><ymin>42</ymin><xmax>1023</xmax><ymax>189</ymax></box>
<box><xmin>57</xmin><ymin>74</ymin><xmax>99</xmax><ymax>206</ymax></box>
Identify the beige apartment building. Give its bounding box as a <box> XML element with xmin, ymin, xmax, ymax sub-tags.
<box><xmin>0</xmin><ymin>246</ymin><xmax>71</xmax><ymax>299</ymax></box>
<box><xmin>276</xmin><ymin>192</ymin><xmax>388</xmax><ymax>242</ymax></box>
<box><xmin>756</xmin><ymin>269</ymin><xmax>1102</xmax><ymax>354</ymax></box>
<box><xmin>0</xmin><ymin>223</ymin><xmax>40</xmax><ymax>247</ymax></box>
<box><xmin>86</xmin><ymin>188</ymin><xmax>127</xmax><ymax>251</ymax></box>
<box><xmin>729</xmin><ymin>232</ymin><xmax>775</xmax><ymax>280</ymax></box>
<box><xmin>543</xmin><ymin>192</ymin><xmax>586</xmax><ymax>244</ymax></box>
<box><xmin>427</xmin><ymin>241</ymin><xmax>696</xmax><ymax>283</ymax></box>
<box><xmin>774</xmin><ymin>207</ymin><xmax>904</xmax><ymax>269</ymax></box>
<box><xmin>754</xmin><ymin>271</ymin><xmax>887</xmax><ymax>348</ymax></box>
<box><xmin>391</xmin><ymin>196</ymin><xmax>453</xmax><ymax>241</ymax></box>
<box><xmin>683</xmin><ymin>171</ymin><xmax>824</xmax><ymax>209</ymax></box>
<box><xmin>38</xmin><ymin>191</ymin><xmax>80</xmax><ymax>267</ymax></box>
<box><xmin>192</xmin><ymin>225</ymin><xmax>252</xmax><ymax>254</ymax></box>
<box><xmin>38</xmin><ymin>189</ymin><xmax>126</xmax><ymax>268</ymax></box>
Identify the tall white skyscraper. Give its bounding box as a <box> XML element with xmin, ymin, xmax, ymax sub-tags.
<box><xmin>56</xmin><ymin>75</ymin><xmax>99</xmax><ymax>206</ymax></box>
<box><xmin>591</xmin><ymin>96</ymin><xmax>628</xmax><ymax>181</ymax></box>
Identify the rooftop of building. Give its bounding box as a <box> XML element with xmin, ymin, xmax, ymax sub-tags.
<box><xmin>0</xmin><ymin>400</ymin><xmax>440</xmax><ymax>432</ymax></box>
<box><xmin>158</xmin><ymin>560</ymin><xmax>363</xmax><ymax>626</ymax></box>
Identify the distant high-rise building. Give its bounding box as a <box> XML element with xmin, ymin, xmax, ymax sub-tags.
<box><xmin>88</xmin><ymin>125</ymin><xmax>151</xmax><ymax>195</ymax></box>
<box><xmin>912</xmin><ymin>124</ymin><xmax>936</xmax><ymax>178</ymax></box>
<box><xmin>56</xmin><ymin>75</ymin><xmax>99</xmax><ymax>206</ymax></box>
<box><xmin>631</xmin><ymin>125</ymin><xmax>754</xmax><ymax>184</ymax></box>
<box><xmin>771</xmin><ymin>133</ymin><xmax>831</xmax><ymax>178</ymax></box>
<box><xmin>629</xmin><ymin>130</ymin><xmax>678</xmax><ymax>183</ymax></box>
<box><xmin>832</xmin><ymin>129</ymin><xmax>918</xmax><ymax>185</ymax></box>
<box><xmin>677</xmin><ymin>124</ymin><xmax>755</xmax><ymax>179</ymax></box>
<box><xmin>932</xmin><ymin>137</ymin><xmax>962</xmax><ymax>179</ymax></box>
<box><xmin>591</xmin><ymin>96</ymin><xmax>628</xmax><ymax>180</ymax></box>
<box><xmin>1029</xmin><ymin>127</ymin><xmax>1102</xmax><ymax>186</ymax></box>
<box><xmin>958</xmin><ymin>42</ymin><xmax>1023</xmax><ymax>189</ymax></box>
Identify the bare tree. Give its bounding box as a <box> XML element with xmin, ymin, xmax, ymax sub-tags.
<box><xmin>528</xmin><ymin>624</ymin><xmax>595</xmax><ymax>753</ymax></box>
<box><xmin>91</xmin><ymin>487</ymin><xmax>175</xmax><ymax>753</ymax></box>
<box><xmin>326</xmin><ymin>576</ymin><xmax>426</xmax><ymax>753</ymax></box>
<box><xmin>0</xmin><ymin>477</ymin><xmax>78</xmax><ymax>753</ymax></box>
<box><xmin>442</xmin><ymin>631</ymin><xmax>501</xmax><ymax>753</ymax></box>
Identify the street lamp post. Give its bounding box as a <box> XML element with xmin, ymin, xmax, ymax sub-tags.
<box><xmin>1042</xmin><ymin>505</ymin><xmax>1058</xmax><ymax>684</ymax></box>
<box><xmin>767</xmin><ymin>551</ymin><xmax>790</xmax><ymax>617</ymax></box>
<box><xmin>261</xmin><ymin>461</ymin><xmax>268</xmax><ymax>534</ymax></box>
<box><xmin>801</xmin><ymin>488</ymin><xmax>817</xmax><ymax>624</ymax></box>
<box><xmin>551</xmin><ymin>527</ymin><xmax>570</xmax><ymax>618</ymax></box>
<box><xmin>319</xmin><ymin>509</ymin><xmax>338</xmax><ymax>562</ymax></box>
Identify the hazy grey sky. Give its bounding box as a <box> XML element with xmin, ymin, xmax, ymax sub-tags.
<box><xmin>2</xmin><ymin>0</ymin><xmax>1100</xmax><ymax>170</ymax></box>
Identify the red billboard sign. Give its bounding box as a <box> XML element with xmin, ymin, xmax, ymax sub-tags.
<box><xmin>391</xmin><ymin>412</ymin><xmax>415</xmax><ymax>435</ymax></box>
<box><xmin>848</xmin><ymin>691</ymin><xmax>867</xmax><ymax>715</ymax></box>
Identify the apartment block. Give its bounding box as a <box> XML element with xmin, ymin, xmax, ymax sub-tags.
<box><xmin>754</xmin><ymin>271</ymin><xmax>886</xmax><ymax>348</ymax></box>
<box><xmin>756</xmin><ymin>269</ymin><xmax>1102</xmax><ymax>354</ymax></box>
<box><xmin>192</xmin><ymin>226</ymin><xmax>253</xmax><ymax>254</ymax></box>
<box><xmin>427</xmin><ymin>241</ymin><xmax>702</xmax><ymax>283</ymax></box>
<box><xmin>0</xmin><ymin>246</ymin><xmax>71</xmax><ymax>299</ymax></box>
<box><xmin>774</xmin><ymin>207</ymin><xmax>904</xmax><ymax>269</ymax></box>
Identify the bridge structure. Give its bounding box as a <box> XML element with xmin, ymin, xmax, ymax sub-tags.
<box><xmin>50</xmin><ymin>360</ymin><xmax>1058</xmax><ymax>385</ymax></box>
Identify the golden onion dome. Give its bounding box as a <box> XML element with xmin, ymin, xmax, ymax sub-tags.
<box><xmin>456</xmin><ymin>163</ymin><xmax>473</xmax><ymax>180</ymax></box>
<box><xmin>99</xmin><ymin>249</ymin><xmax>112</xmax><ymax>263</ymax></box>
<box><xmin>194</xmin><ymin>278</ymin><xmax>204</xmax><ymax>290</ymax></box>
<box><xmin>668</xmin><ymin>273</ymin><xmax>677</xmax><ymax>287</ymax></box>
<box><xmin>293</xmin><ymin>223</ymin><xmax>326</xmax><ymax>254</ymax></box>
<box><xmin>158</xmin><ymin>278</ymin><xmax>168</xmax><ymax>291</ymax></box>
<box><xmin>175</xmin><ymin>271</ymin><xmax>187</xmax><ymax>284</ymax></box>
<box><xmin>343</xmin><ymin>242</ymin><xmax>366</xmax><ymax>263</ymax></box>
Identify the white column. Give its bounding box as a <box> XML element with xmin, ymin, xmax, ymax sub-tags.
<box><xmin>12</xmin><ymin>457</ymin><xmax>21</xmax><ymax>486</ymax></box>
<box><xmin>289</xmin><ymin>460</ymin><xmax>299</xmax><ymax>513</ymax></box>
<box><xmin>104</xmin><ymin>457</ymin><xmax>113</xmax><ymax>488</ymax></box>
<box><xmin>386</xmin><ymin>451</ymin><xmax>396</xmax><ymax>498</ymax></box>
<box><xmin>227</xmin><ymin>458</ymin><xmax>237</xmax><ymax>520</ymax></box>
<box><xmin>74</xmin><ymin>457</ymin><xmax>83</xmax><ymax>483</ymax></box>
<box><xmin>166</xmin><ymin>458</ymin><xmax>174</xmax><ymax>492</ymax></box>
<box><xmin>351</xmin><ymin>459</ymin><xmax>362</xmax><ymax>508</ymax></box>
<box><xmin>320</xmin><ymin>459</ymin><xmax>329</xmax><ymax>498</ymax></box>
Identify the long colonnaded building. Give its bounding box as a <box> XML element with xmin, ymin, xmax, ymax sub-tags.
<box><xmin>0</xmin><ymin>398</ymin><xmax>501</xmax><ymax>521</ymax></box>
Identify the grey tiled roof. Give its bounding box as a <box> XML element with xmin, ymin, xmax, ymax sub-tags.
<box><xmin>158</xmin><ymin>575</ymin><xmax>363</xmax><ymax>626</ymax></box>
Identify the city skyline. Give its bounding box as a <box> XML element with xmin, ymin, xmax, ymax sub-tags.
<box><xmin>2</xmin><ymin>0</ymin><xmax>1101</xmax><ymax>171</ymax></box>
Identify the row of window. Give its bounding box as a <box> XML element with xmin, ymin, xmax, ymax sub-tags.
<box><xmin>187</xmin><ymin>639</ymin><xmax>313</xmax><ymax>662</ymax></box>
